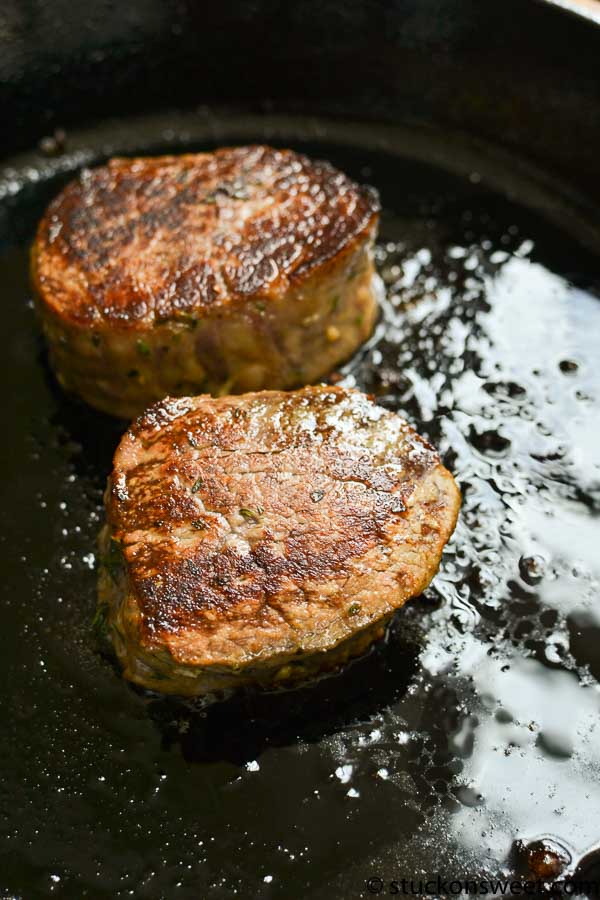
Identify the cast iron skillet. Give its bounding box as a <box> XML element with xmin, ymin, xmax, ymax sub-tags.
<box><xmin>1</xmin><ymin>2</ymin><xmax>600</xmax><ymax>897</ymax></box>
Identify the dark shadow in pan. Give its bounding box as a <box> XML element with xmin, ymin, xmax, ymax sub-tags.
<box><xmin>145</xmin><ymin>619</ymin><xmax>422</xmax><ymax>766</ymax></box>
<box><xmin>39</xmin><ymin>347</ymin><xmax>128</xmax><ymax>485</ymax></box>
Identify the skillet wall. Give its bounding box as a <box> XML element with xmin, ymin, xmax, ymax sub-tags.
<box><xmin>1</xmin><ymin>0</ymin><xmax>599</xmax><ymax>199</ymax></box>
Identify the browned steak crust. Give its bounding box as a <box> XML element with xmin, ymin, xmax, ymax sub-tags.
<box><xmin>32</xmin><ymin>147</ymin><xmax>381</xmax><ymax>417</ymax></box>
<box><xmin>34</xmin><ymin>146</ymin><xmax>379</xmax><ymax>326</ymax></box>
<box><xmin>99</xmin><ymin>386</ymin><xmax>461</xmax><ymax>695</ymax></box>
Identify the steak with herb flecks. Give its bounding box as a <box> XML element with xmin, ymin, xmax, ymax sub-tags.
<box><xmin>98</xmin><ymin>385</ymin><xmax>461</xmax><ymax>695</ymax></box>
<box><xmin>33</xmin><ymin>146</ymin><xmax>380</xmax><ymax>418</ymax></box>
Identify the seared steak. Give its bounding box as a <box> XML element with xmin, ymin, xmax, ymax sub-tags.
<box><xmin>32</xmin><ymin>146</ymin><xmax>380</xmax><ymax>418</ymax></box>
<box><xmin>98</xmin><ymin>385</ymin><xmax>461</xmax><ymax>696</ymax></box>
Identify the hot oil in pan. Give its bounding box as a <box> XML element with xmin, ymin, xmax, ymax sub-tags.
<box><xmin>1</xmin><ymin>115</ymin><xmax>600</xmax><ymax>898</ymax></box>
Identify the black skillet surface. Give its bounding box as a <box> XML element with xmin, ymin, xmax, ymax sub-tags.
<box><xmin>2</xmin><ymin>3</ymin><xmax>600</xmax><ymax>899</ymax></box>
<box><xmin>2</xmin><ymin>111</ymin><xmax>600</xmax><ymax>899</ymax></box>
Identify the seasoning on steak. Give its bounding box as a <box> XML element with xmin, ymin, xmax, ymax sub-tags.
<box><xmin>32</xmin><ymin>146</ymin><xmax>380</xmax><ymax>418</ymax></box>
<box><xmin>98</xmin><ymin>385</ymin><xmax>461</xmax><ymax>696</ymax></box>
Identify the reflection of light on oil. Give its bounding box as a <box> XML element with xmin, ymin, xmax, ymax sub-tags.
<box><xmin>449</xmin><ymin>649</ymin><xmax>600</xmax><ymax>859</ymax></box>
<box><xmin>518</xmin><ymin>499</ymin><xmax>600</xmax><ymax>577</ymax></box>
